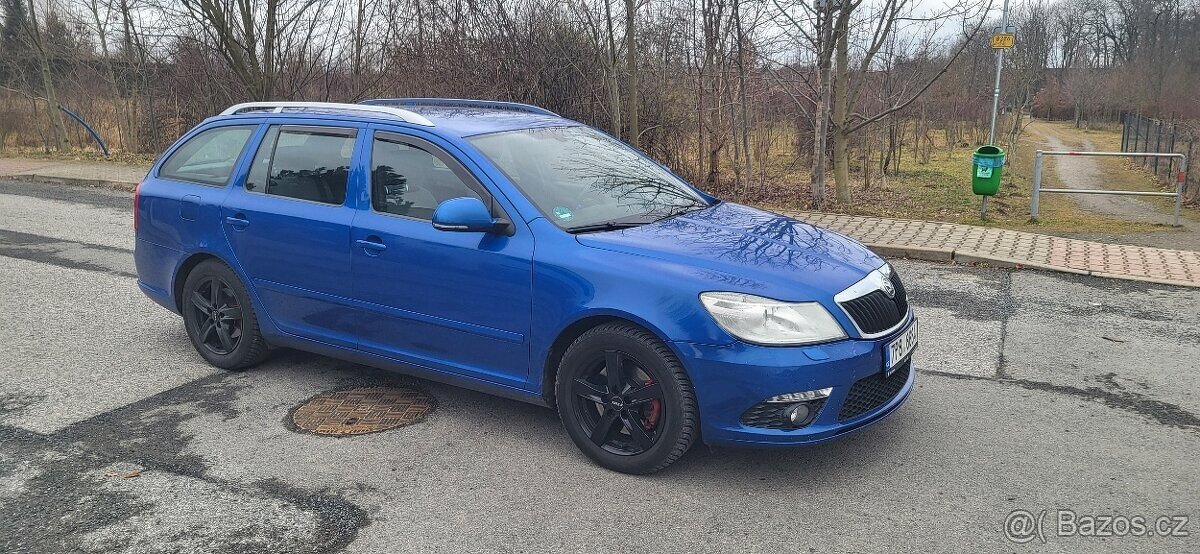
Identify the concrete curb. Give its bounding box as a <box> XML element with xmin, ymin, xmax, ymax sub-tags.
<box><xmin>868</xmin><ymin>244</ymin><xmax>954</xmax><ymax>263</ymax></box>
<box><xmin>870</xmin><ymin>243</ymin><xmax>1199</xmax><ymax>288</ymax></box>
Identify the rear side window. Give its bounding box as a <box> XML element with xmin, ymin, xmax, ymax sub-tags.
<box><xmin>371</xmin><ymin>134</ymin><xmax>482</xmax><ymax>220</ymax></box>
<box><xmin>246</xmin><ymin>125</ymin><xmax>357</xmax><ymax>205</ymax></box>
<box><xmin>159</xmin><ymin>126</ymin><xmax>254</xmax><ymax>186</ymax></box>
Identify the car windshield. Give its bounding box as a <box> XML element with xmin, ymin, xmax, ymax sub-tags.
<box><xmin>469</xmin><ymin>127</ymin><xmax>710</xmax><ymax>232</ymax></box>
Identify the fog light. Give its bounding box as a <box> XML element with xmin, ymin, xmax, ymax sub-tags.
<box><xmin>765</xmin><ymin>387</ymin><xmax>832</xmax><ymax>404</ymax></box>
<box><xmin>784</xmin><ymin>403</ymin><xmax>812</xmax><ymax>425</ymax></box>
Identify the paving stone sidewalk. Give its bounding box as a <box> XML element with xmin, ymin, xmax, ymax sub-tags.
<box><xmin>2</xmin><ymin>157</ymin><xmax>1197</xmax><ymax>288</ymax></box>
<box><xmin>790</xmin><ymin>211</ymin><xmax>1200</xmax><ymax>288</ymax></box>
<box><xmin>0</xmin><ymin>157</ymin><xmax>147</xmax><ymax>190</ymax></box>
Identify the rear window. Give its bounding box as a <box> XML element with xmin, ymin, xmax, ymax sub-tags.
<box><xmin>159</xmin><ymin>126</ymin><xmax>255</xmax><ymax>186</ymax></box>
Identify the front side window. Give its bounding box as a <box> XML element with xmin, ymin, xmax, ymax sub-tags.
<box><xmin>246</xmin><ymin>126</ymin><xmax>356</xmax><ymax>205</ymax></box>
<box><xmin>469</xmin><ymin>127</ymin><xmax>709</xmax><ymax>232</ymax></box>
<box><xmin>159</xmin><ymin>125</ymin><xmax>254</xmax><ymax>186</ymax></box>
<box><xmin>371</xmin><ymin>134</ymin><xmax>482</xmax><ymax>220</ymax></box>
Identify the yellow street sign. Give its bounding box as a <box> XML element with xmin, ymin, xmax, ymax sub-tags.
<box><xmin>991</xmin><ymin>33</ymin><xmax>1015</xmax><ymax>49</ymax></box>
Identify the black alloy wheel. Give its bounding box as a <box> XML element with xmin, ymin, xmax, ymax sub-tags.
<box><xmin>572</xmin><ymin>349</ymin><xmax>666</xmax><ymax>455</ymax></box>
<box><xmin>556</xmin><ymin>322</ymin><xmax>698</xmax><ymax>474</ymax></box>
<box><xmin>187</xmin><ymin>276</ymin><xmax>243</xmax><ymax>355</ymax></box>
<box><xmin>181</xmin><ymin>259</ymin><xmax>270</xmax><ymax>370</ymax></box>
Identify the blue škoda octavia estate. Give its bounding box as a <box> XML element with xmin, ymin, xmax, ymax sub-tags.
<box><xmin>134</xmin><ymin>99</ymin><xmax>917</xmax><ymax>474</ymax></box>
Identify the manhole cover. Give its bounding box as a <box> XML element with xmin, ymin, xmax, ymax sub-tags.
<box><xmin>291</xmin><ymin>387</ymin><xmax>435</xmax><ymax>436</ymax></box>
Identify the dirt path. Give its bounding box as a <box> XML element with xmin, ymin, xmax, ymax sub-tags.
<box><xmin>1025</xmin><ymin>120</ymin><xmax>1200</xmax><ymax>251</ymax></box>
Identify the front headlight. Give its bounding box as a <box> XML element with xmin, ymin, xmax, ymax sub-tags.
<box><xmin>699</xmin><ymin>292</ymin><xmax>846</xmax><ymax>346</ymax></box>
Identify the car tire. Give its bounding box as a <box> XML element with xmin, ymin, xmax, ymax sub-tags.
<box><xmin>556</xmin><ymin>322</ymin><xmax>698</xmax><ymax>474</ymax></box>
<box><xmin>181</xmin><ymin>259</ymin><xmax>270</xmax><ymax>370</ymax></box>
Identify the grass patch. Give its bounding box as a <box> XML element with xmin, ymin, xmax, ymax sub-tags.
<box><xmin>1</xmin><ymin>146</ymin><xmax>155</xmax><ymax>166</ymax></box>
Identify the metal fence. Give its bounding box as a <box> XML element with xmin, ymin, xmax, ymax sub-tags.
<box><xmin>1031</xmin><ymin>151</ymin><xmax>1187</xmax><ymax>226</ymax></box>
<box><xmin>1122</xmin><ymin>114</ymin><xmax>1199</xmax><ymax>202</ymax></box>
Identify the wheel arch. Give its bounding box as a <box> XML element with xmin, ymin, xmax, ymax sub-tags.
<box><xmin>540</xmin><ymin>312</ymin><xmax>684</xmax><ymax>407</ymax></box>
<box><xmin>172</xmin><ymin>252</ymin><xmax>226</xmax><ymax>313</ymax></box>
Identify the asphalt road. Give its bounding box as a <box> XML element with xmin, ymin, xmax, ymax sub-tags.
<box><xmin>1</xmin><ymin>179</ymin><xmax>1198</xmax><ymax>553</ymax></box>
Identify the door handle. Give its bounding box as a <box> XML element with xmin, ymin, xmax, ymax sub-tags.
<box><xmin>224</xmin><ymin>215</ymin><xmax>250</xmax><ymax>228</ymax></box>
<box><xmin>356</xmin><ymin>238</ymin><xmax>387</xmax><ymax>252</ymax></box>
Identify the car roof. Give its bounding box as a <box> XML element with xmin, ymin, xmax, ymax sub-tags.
<box><xmin>215</xmin><ymin>100</ymin><xmax>581</xmax><ymax>139</ymax></box>
<box><xmin>403</xmin><ymin>106</ymin><xmax>580</xmax><ymax>138</ymax></box>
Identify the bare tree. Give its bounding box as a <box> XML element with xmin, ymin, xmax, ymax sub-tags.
<box><xmin>624</xmin><ymin>0</ymin><xmax>639</xmax><ymax>146</ymax></box>
<box><xmin>0</xmin><ymin>0</ymin><xmax>1197</xmax><ymax>209</ymax></box>
<box><xmin>828</xmin><ymin>0</ymin><xmax>990</xmax><ymax>204</ymax></box>
<box><xmin>22</xmin><ymin>0</ymin><xmax>69</xmax><ymax>151</ymax></box>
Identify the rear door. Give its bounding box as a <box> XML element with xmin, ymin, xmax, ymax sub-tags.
<box><xmin>136</xmin><ymin>122</ymin><xmax>258</xmax><ymax>303</ymax></box>
<box><xmin>221</xmin><ymin>123</ymin><xmax>364</xmax><ymax>348</ymax></box>
<box><xmin>350</xmin><ymin>129</ymin><xmax>534</xmax><ymax>388</ymax></box>
<box><xmin>140</xmin><ymin>123</ymin><xmax>258</xmax><ymax>251</ymax></box>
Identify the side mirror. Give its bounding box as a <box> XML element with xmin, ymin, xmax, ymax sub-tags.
<box><xmin>432</xmin><ymin>197</ymin><xmax>513</xmax><ymax>235</ymax></box>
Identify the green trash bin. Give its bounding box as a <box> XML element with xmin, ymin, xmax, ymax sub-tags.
<box><xmin>972</xmin><ymin>145</ymin><xmax>1005</xmax><ymax>196</ymax></box>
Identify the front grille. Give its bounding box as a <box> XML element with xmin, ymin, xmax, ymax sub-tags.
<box><xmin>838</xmin><ymin>360</ymin><xmax>911</xmax><ymax>421</ymax></box>
<box><xmin>741</xmin><ymin>398</ymin><xmax>827</xmax><ymax>430</ymax></box>
<box><xmin>840</xmin><ymin>270</ymin><xmax>908</xmax><ymax>334</ymax></box>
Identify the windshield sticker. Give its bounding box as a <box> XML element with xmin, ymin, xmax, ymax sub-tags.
<box><xmin>553</xmin><ymin>206</ymin><xmax>573</xmax><ymax>220</ymax></box>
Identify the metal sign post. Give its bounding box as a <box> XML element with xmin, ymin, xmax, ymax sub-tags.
<box><xmin>982</xmin><ymin>0</ymin><xmax>1011</xmax><ymax>220</ymax></box>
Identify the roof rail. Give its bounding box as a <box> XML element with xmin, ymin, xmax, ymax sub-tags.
<box><xmin>360</xmin><ymin>98</ymin><xmax>558</xmax><ymax>117</ymax></box>
<box><xmin>220</xmin><ymin>101</ymin><xmax>434</xmax><ymax>127</ymax></box>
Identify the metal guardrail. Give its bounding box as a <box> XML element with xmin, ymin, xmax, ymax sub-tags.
<box><xmin>1031</xmin><ymin>150</ymin><xmax>1188</xmax><ymax>226</ymax></box>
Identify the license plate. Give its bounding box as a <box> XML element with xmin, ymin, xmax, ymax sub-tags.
<box><xmin>884</xmin><ymin>320</ymin><xmax>918</xmax><ymax>376</ymax></box>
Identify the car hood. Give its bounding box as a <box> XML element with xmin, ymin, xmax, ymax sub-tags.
<box><xmin>575</xmin><ymin>202</ymin><xmax>884</xmax><ymax>300</ymax></box>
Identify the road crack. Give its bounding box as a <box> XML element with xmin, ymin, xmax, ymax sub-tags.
<box><xmin>0</xmin><ymin>372</ymin><xmax>369</xmax><ymax>554</ymax></box>
<box><xmin>916</xmin><ymin>368</ymin><xmax>1200</xmax><ymax>434</ymax></box>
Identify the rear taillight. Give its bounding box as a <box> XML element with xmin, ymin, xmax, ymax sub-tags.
<box><xmin>133</xmin><ymin>181</ymin><xmax>142</xmax><ymax>231</ymax></box>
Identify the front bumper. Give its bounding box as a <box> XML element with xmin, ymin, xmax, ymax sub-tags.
<box><xmin>673</xmin><ymin>317</ymin><xmax>915</xmax><ymax>447</ymax></box>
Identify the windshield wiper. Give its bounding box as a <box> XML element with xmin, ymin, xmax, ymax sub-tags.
<box><xmin>565</xmin><ymin>220</ymin><xmax>651</xmax><ymax>234</ymax></box>
<box><xmin>653</xmin><ymin>202</ymin><xmax>710</xmax><ymax>223</ymax></box>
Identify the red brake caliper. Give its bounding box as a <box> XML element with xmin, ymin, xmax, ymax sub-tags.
<box><xmin>641</xmin><ymin>379</ymin><xmax>661</xmax><ymax>431</ymax></box>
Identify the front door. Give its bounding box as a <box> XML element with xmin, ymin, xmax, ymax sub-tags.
<box><xmin>222</xmin><ymin>124</ymin><xmax>362</xmax><ymax>348</ymax></box>
<box><xmin>351</xmin><ymin>130</ymin><xmax>533</xmax><ymax>388</ymax></box>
